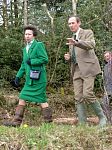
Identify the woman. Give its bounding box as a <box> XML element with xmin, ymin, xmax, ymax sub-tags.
<box><xmin>4</xmin><ymin>25</ymin><xmax>52</xmax><ymax>127</ymax></box>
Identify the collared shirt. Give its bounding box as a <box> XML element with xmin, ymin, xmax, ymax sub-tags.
<box><xmin>73</xmin><ymin>27</ymin><xmax>81</xmax><ymax>41</ymax></box>
<box><xmin>26</xmin><ymin>39</ymin><xmax>34</xmax><ymax>53</ymax></box>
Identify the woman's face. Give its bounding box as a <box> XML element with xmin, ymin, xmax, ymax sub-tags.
<box><xmin>24</xmin><ymin>29</ymin><xmax>34</xmax><ymax>43</ymax></box>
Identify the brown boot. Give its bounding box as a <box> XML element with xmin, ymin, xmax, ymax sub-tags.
<box><xmin>3</xmin><ymin>105</ymin><xmax>25</xmax><ymax>127</ymax></box>
<box><xmin>42</xmin><ymin>107</ymin><xmax>52</xmax><ymax>123</ymax></box>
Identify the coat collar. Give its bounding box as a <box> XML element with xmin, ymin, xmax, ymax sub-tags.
<box><xmin>29</xmin><ymin>39</ymin><xmax>37</xmax><ymax>50</ymax></box>
<box><xmin>78</xmin><ymin>28</ymin><xmax>84</xmax><ymax>39</ymax></box>
<box><xmin>27</xmin><ymin>39</ymin><xmax>37</xmax><ymax>54</ymax></box>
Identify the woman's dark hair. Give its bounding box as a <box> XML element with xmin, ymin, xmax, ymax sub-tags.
<box><xmin>24</xmin><ymin>25</ymin><xmax>38</xmax><ymax>36</ymax></box>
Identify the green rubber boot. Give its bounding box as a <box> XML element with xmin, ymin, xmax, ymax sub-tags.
<box><xmin>90</xmin><ymin>101</ymin><xmax>107</xmax><ymax>127</ymax></box>
<box><xmin>77</xmin><ymin>103</ymin><xmax>87</xmax><ymax>124</ymax></box>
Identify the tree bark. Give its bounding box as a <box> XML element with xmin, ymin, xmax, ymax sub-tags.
<box><xmin>42</xmin><ymin>3</ymin><xmax>55</xmax><ymax>40</ymax></box>
<box><xmin>23</xmin><ymin>0</ymin><xmax>28</xmax><ymax>26</ymax></box>
<box><xmin>72</xmin><ymin>0</ymin><xmax>78</xmax><ymax>15</ymax></box>
<box><xmin>2</xmin><ymin>0</ymin><xmax>8</xmax><ymax>29</ymax></box>
<box><xmin>14</xmin><ymin>0</ymin><xmax>18</xmax><ymax>27</ymax></box>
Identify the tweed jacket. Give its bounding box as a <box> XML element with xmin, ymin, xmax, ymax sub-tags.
<box><xmin>16</xmin><ymin>40</ymin><xmax>48</xmax><ymax>85</ymax></box>
<box><xmin>70</xmin><ymin>28</ymin><xmax>101</xmax><ymax>77</ymax></box>
<box><xmin>104</xmin><ymin>61</ymin><xmax>112</xmax><ymax>95</ymax></box>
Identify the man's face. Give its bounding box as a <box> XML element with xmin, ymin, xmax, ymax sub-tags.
<box><xmin>24</xmin><ymin>29</ymin><xmax>34</xmax><ymax>43</ymax></box>
<box><xmin>104</xmin><ymin>52</ymin><xmax>111</xmax><ymax>62</ymax></box>
<box><xmin>68</xmin><ymin>17</ymin><xmax>80</xmax><ymax>32</ymax></box>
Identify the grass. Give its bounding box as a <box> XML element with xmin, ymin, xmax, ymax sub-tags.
<box><xmin>0</xmin><ymin>88</ymin><xmax>112</xmax><ymax>150</ymax></box>
<box><xmin>0</xmin><ymin>123</ymin><xmax>112</xmax><ymax>150</ymax></box>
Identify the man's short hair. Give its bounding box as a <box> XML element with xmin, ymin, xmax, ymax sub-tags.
<box><xmin>104</xmin><ymin>51</ymin><xmax>112</xmax><ymax>55</ymax></box>
<box><xmin>24</xmin><ymin>25</ymin><xmax>37</xmax><ymax>36</ymax></box>
<box><xmin>68</xmin><ymin>15</ymin><xmax>81</xmax><ymax>23</ymax></box>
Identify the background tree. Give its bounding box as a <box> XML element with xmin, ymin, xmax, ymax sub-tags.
<box><xmin>72</xmin><ymin>0</ymin><xmax>78</xmax><ymax>15</ymax></box>
<box><xmin>14</xmin><ymin>0</ymin><xmax>18</xmax><ymax>27</ymax></box>
<box><xmin>23</xmin><ymin>0</ymin><xmax>28</xmax><ymax>26</ymax></box>
<box><xmin>2</xmin><ymin>0</ymin><xmax>8</xmax><ymax>29</ymax></box>
<box><xmin>0</xmin><ymin>0</ymin><xmax>112</xmax><ymax>92</ymax></box>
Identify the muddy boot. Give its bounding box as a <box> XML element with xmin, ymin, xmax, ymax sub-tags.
<box><xmin>42</xmin><ymin>107</ymin><xmax>52</xmax><ymax>123</ymax></box>
<box><xmin>90</xmin><ymin>101</ymin><xmax>107</xmax><ymax>127</ymax></box>
<box><xmin>3</xmin><ymin>105</ymin><xmax>25</xmax><ymax>127</ymax></box>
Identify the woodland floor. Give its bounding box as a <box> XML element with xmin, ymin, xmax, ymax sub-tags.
<box><xmin>0</xmin><ymin>88</ymin><xmax>112</xmax><ymax>150</ymax></box>
<box><xmin>0</xmin><ymin>87</ymin><xmax>104</xmax><ymax>126</ymax></box>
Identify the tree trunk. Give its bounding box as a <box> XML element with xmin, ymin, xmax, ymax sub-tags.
<box><xmin>72</xmin><ymin>0</ymin><xmax>78</xmax><ymax>15</ymax></box>
<box><xmin>10</xmin><ymin>0</ymin><xmax>14</xmax><ymax>26</ymax></box>
<box><xmin>23</xmin><ymin>0</ymin><xmax>28</xmax><ymax>26</ymax></box>
<box><xmin>42</xmin><ymin>3</ymin><xmax>55</xmax><ymax>40</ymax></box>
<box><xmin>14</xmin><ymin>0</ymin><xmax>18</xmax><ymax>27</ymax></box>
<box><xmin>2</xmin><ymin>0</ymin><xmax>8</xmax><ymax>29</ymax></box>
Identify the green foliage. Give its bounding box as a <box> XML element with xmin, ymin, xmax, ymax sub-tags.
<box><xmin>0</xmin><ymin>27</ymin><xmax>23</xmax><ymax>87</ymax></box>
<box><xmin>0</xmin><ymin>0</ymin><xmax>112</xmax><ymax>92</ymax></box>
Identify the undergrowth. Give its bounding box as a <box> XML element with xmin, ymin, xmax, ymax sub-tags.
<box><xmin>0</xmin><ymin>88</ymin><xmax>112</xmax><ymax>150</ymax></box>
<box><xmin>0</xmin><ymin>124</ymin><xmax>112</xmax><ymax>150</ymax></box>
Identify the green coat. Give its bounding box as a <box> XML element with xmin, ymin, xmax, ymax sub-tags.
<box><xmin>16</xmin><ymin>40</ymin><xmax>48</xmax><ymax>103</ymax></box>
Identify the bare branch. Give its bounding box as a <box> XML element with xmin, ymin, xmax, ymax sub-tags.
<box><xmin>42</xmin><ymin>3</ymin><xmax>54</xmax><ymax>39</ymax></box>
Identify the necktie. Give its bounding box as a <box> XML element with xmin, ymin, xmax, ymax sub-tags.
<box><xmin>71</xmin><ymin>34</ymin><xmax>77</xmax><ymax>64</ymax></box>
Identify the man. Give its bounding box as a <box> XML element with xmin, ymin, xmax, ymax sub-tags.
<box><xmin>4</xmin><ymin>25</ymin><xmax>52</xmax><ymax>127</ymax></box>
<box><xmin>102</xmin><ymin>51</ymin><xmax>112</xmax><ymax>124</ymax></box>
<box><xmin>64</xmin><ymin>15</ymin><xmax>107</xmax><ymax>127</ymax></box>
<box><xmin>103</xmin><ymin>51</ymin><xmax>112</xmax><ymax>97</ymax></box>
